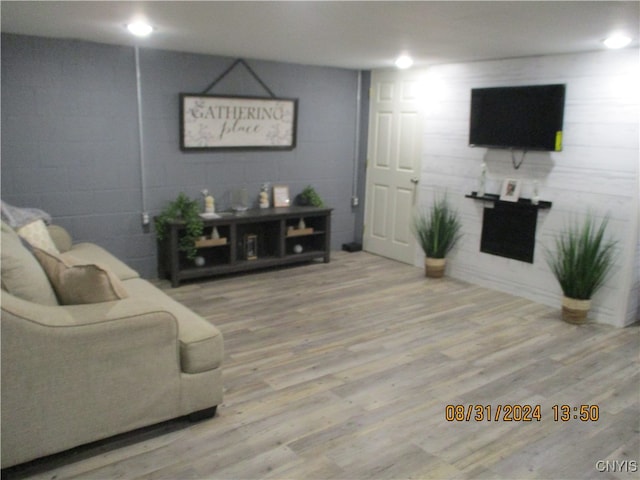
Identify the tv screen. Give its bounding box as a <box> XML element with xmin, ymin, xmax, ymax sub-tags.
<box><xmin>469</xmin><ymin>84</ymin><xmax>566</xmax><ymax>151</ymax></box>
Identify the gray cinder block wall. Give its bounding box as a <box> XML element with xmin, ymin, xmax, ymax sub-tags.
<box><xmin>1</xmin><ymin>34</ymin><xmax>366</xmax><ymax>278</ymax></box>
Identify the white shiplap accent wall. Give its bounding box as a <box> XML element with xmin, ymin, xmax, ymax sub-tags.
<box><xmin>416</xmin><ymin>49</ymin><xmax>639</xmax><ymax>327</ymax></box>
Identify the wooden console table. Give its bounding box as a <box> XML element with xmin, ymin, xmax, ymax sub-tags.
<box><xmin>157</xmin><ymin>206</ymin><xmax>332</xmax><ymax>287</ymax></box>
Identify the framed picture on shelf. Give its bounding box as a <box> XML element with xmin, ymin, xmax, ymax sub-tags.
<box><xmin>245</xmin><ymin>234</ymin><xmax>258</xmax><ymax>260</ymax></box>
<box><xmin>273</xmin><ymin>185</ymin><xmax>290</xmax><ymax>207</ymax></box>
<box><xmin>500</xmin><ymin>178</ymin><xmax>522</xmax><ymax>202</ymax></box>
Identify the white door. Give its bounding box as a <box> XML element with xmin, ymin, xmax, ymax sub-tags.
<box><xmin>363</xmin><ymin>70</ymin><xmax>424</xmax><ymax>264</ymax></box>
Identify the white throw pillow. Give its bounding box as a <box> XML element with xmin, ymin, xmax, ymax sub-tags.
<box><xmin>1</xmin><ymin>223</ymin><xmax>59</xmax><ymax>305</ymax></box>
<box><xmin>17</xmin><ymin>219</ymin><xmax>60</xmax><ymax>254</ymax></box>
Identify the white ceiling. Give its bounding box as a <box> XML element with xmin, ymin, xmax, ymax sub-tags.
<box><xmin>1</xmin><ymin>1</ymin><xmax>638</xmax><ymax>70</ymax></box>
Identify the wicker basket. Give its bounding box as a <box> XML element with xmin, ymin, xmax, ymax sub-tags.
<box><xmin>561</xmin><ymin>297</ymin><xmax>591</xmax><ymax>324</ymax></box>
<box><xmin>424</xmin><ymin>257</ymin><xmax>446</xmax><ymax>278</ymax></box>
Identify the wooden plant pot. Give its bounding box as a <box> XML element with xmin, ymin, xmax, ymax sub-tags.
<box><xmin>425</xmin><ymin>257</ymin><xmax>446</xmax><ymax>278</ymax></box>
<box><xmin>562</xmin><ymin>297</ymin><xmax>591</xmax><ymax>324</ymax></box>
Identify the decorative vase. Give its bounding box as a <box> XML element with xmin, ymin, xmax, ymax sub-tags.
<box><xmin>532</xmin><ymin>180</ymin><xmax>540</xmax><ymax>206</ymax></box>
<box><xmin>232</xmin><ymin>187</ymin><xmax>249</xmax><ymax>212</ymax></box>
<box><xmin>424</xmin><ymin>257</ymin><xmax>446</xmax><ymax>278</ymax></box>
<box><xmin>561</xmin><ymin>296</ymin><xmax>591</xmax><ymax>324</ymax></box>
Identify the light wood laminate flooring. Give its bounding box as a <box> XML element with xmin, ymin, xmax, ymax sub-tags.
<box><xmin>5</xmin><ymin>252</ymin><xmax>639</xmax><ymax>480</ymax></box>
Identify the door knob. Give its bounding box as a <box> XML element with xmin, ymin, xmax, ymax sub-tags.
<box><xmin>410</xmin><ymin>177</ymin><xmax>419</xmax><ymax>184</ymax></box>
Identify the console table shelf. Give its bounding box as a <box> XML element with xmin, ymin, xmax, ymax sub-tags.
<box><xmin>465</xmin><ymin>192</ymin><xmax>552</xmax><ymax>209</ymax></box>
<box><xmin>157</xmin><ymin>206</ymin><xmax>332</xmax><ymax>287</ymax></box>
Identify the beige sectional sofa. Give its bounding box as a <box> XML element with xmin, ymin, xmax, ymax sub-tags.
<box><xmin>1</xmin><ymin>220</ymin><xmax>224</xmax><ymax>468</ymax></box>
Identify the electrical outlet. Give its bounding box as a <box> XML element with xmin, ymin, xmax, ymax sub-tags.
<box><xmin>142</xmin><ymin>212</ymin><xmax>150</xmax><ymax>226</ymax></box>
<box><xmin>351</xmin><ymin>196</ymin><xmax>359</xmax><ymax>207</ymax></box>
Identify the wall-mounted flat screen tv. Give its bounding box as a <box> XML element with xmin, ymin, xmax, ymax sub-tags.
<box><xmin>469</xmin><ymin>84</ymin><xmax>566</xmax><ymax>151</ymax></box>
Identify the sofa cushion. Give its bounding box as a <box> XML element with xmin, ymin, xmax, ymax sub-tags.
<box><xmin>123</xmin><ymin>278</ymin><xmax>224</xmax><ymax>374</ymax></box>
<box><xmin>47</xmin><ymin>225</ymin><xmax>73</xmax><ymax>253</ymax></box>
<box><xmin>1</xmin><ymin>222</ymin><xmax>59</xmax><ymax>306</ymax></box>
<box><xmin>33</xmin><ymin>248</ymin><xmax>129</xmax><ymax>305</ymax></box>
<box><xmin>17</xmin><ymin>219</ymin><xmax>60</xmax><ymax>254</ymax></box>
<box><xmin>67</xmin><ymin>243</ymin><xmax>139</xmax><ymax>281</ymax></box>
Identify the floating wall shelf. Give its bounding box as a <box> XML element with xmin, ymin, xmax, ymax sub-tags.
<box><xmin>465</xmin><ymin>192</ymin><xmax>552</xmax><ymax>210</ymax></box>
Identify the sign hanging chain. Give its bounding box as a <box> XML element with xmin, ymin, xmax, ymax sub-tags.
<box><xmin>201</xmin><ymin>59</ymin><xmax>277</xmax><ymax>98</ymax></box>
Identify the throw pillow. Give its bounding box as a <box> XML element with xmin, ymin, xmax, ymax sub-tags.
<box><xmin>17</xmin><ymin>219</ymin><xmax>60</xmax><ymax>254</ymax></box>
<box><xmin>1</xmin><ymin>222</ymin><xmax>59</xmax><ymax>305</ymax></box>
<box><xmin>32</xmin><ymin>247</ymin><xmax>129</xmax><ymax>305</ymax></box>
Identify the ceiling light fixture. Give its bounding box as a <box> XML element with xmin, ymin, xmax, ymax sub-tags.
<box><xmin>127</xmin><ymin>21</ymin><xmax>153</xmax><ymax>37</ymax></box>
<box><xmin>603</xmin><ymin>34</ymin><xmax>632</xmax><ymax>49</ymax></box>
<box><xmin>395</xmin><ymin>55</ymin><xmax>414</xmax><ymax>69</ymax></box>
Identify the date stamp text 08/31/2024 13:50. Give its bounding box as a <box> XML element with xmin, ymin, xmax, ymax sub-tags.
<box><xmin>444</xmin><ymin>404</ymin><xmax>600</xmax><ymax>422</ymax></box>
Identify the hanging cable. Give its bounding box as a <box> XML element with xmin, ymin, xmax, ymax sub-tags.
<box><xmin>511</xmin><ymin>149</ymin><xmax>527</xmax><ymax>169</ymax></box>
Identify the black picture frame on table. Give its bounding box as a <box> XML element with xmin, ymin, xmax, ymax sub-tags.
<box><xmin>180</xmin><ymin>94</ymin><xmax>297</xmax><ymax>151</ymax></box>
<box><xmin>245</xmin><ymin>234</ymin><xmax>258</xmax><ymax>260</ymax></box>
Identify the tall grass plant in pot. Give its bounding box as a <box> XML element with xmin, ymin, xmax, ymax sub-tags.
<box><xmin>412</xmin><ymin>196</ymin><xmax>462</xmax><ymax>278</ymax></box>
<box><xmin>546</xmin><ymin>215</ymin><xmax>617</xmax><ymax>324</ymax></box>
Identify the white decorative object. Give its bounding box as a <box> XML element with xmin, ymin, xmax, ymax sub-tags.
<box><xmin>201</xmin><ymin>189</ymin><xmax>215</xmax><ymax>214</ymax></box>
<box><xmin>478</xmin><ymin>162</ymin><xmax>486</xmax><ymax>197</ymax></box>
<box><xmin>293</xmin><ymin>244</ymin><xmax>303</xmax><ymax>254</ymax></box>
<box><xmin>205</xmin><ymin>196</ymin><xmax>215</xmax><ymax>214</ymax></box>
<box><xmin>298</xmin><ymin>218</ymin><xmax>306</xmax><ymax>230</ymax></box>
<box><xmin>212</xmin><ymin>227</ymin><xmax>220</xmax><ymax>239</ymax></box>
<box><xmin>194</xmin><ymin>256</ymin><xmax>206</xmax><ymax>267</ymax></box>
<box><xmin>259</xmin><ymin>183</ymin><xmax>270</xmax><ymax>209</ymax></box>
<box><xmin>200</xmin><ymin>189</ymin><xmax>220</xmax><ymax>218</ymax></box>
<box><xmin>532</xmin><ymin>180</ymin><xmax>540</xmax><ymax>205</ymax></box>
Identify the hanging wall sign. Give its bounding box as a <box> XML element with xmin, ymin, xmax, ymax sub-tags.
<box><xmin>180</xmin><ymin>94</ymin><xmax>297</xmax><ymax>151</ymax></box>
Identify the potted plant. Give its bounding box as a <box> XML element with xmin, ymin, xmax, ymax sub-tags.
<box><xmin>155</xmin><ymin>193</ymin><xmax>204</xmax><ymax>261</ymax></box>
<box><xmin>546</xmin><ymin>215</ymin><xmax>617</xmax><ymax>324</ymax></box>
<box><xmin>296</xmin><ymin>185</ymin><xmax>325</xmax><ymax>207</ymax></box>
<box><xmin>412</xmin><ymin>195</ymin><xmax>462</xmax><ymax>278</ymax></box>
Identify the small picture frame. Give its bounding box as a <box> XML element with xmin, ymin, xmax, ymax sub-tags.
<box><xmin>500</xmin><ymin>178</ymin><xmax>522</xmax><ymax>202</ymax></box>
<box><xmin>273</xmin><ymin>185</ymin><xmax>290</xmax><ymax>207</ymax></box>
<box><xmin>245</xmin><ymin>234</ymin><xmax>258</xmax><ymax>260</ymax></box>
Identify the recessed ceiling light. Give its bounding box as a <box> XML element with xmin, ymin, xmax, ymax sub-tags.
<box><xmin>603</xmin><ymin>34</ymin><xmax>631</xmax><ymax>49</ymax></box>
<box><xmin>127</xmin><ymin>22</ymin><xmax>153</xmax><ymax>37</ymax></box>
<box><xmin>395</xmin><ymin>55</ymin><xmax>414</xmax><ymax>69</ymax></box>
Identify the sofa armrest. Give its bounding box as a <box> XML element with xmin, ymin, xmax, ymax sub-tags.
<box><xmin>1</xmin><ymin>292</ymin><xmax>184</xmax><ymax>466</ymax></box>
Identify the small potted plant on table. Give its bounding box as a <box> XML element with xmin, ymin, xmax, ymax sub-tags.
<box><xmin>296</xmin><ymin>185</ymin><xmax>325</xmax><ymax>207</ymax></box>
<box><xmin>412</xmin><ymin>195</ymin><xmax>462</xmax><ymax>278</ymax></box>
<box><xmin>155</xmin><ymin>193</ymin><xmax>204</xmax><ymax>261</ymax></box>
